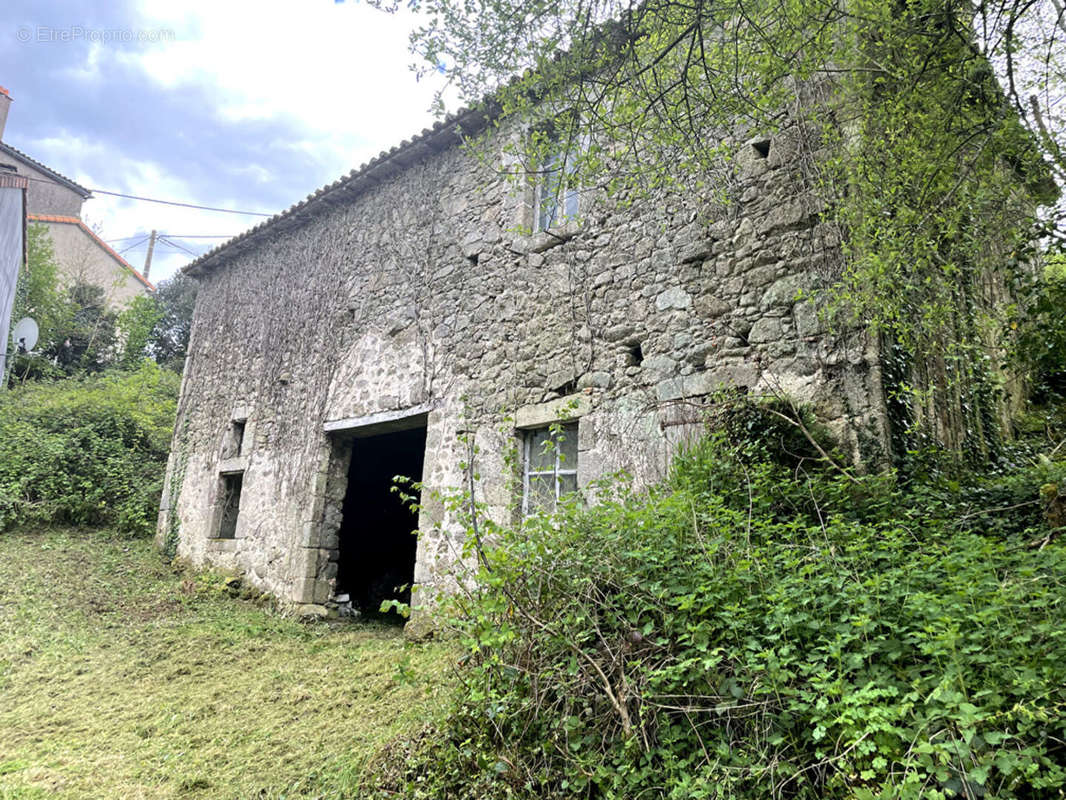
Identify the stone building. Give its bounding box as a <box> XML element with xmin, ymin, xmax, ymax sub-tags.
<box><xmin>160</xmin><ymin>105</ymin><xmax>890</xmax><ymax>620</ymax></box>
<box><xmin>0</xmin><ymin>87</ymin><xmax>154</xmax><ymax>307</ymax></box>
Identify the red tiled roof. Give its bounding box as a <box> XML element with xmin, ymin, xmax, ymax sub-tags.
<box><xmin>28</xmin><ymin>214</ymin><xmax>156</xmax><ymax>292</ymax></box>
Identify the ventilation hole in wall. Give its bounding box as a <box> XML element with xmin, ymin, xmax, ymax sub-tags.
<box><xmin>466</xmin><ymin>254</ymin><xmax>478</xmax><ymax>266</ymax></box>
<box><xmin>554</xmin><ymin>378</ymin><xmax>578</xmax><ymax>396</ymax></box>
<box><xmin>626</xmin><ymin>343</ymin><xmax>644</xmax><ymax>367</ymax></box>
<box><xmin>752</xmin><ymin>139</ymin><xmax>771</xmax><ymax>159</ymax></box>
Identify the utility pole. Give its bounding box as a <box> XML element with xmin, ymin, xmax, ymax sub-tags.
<box><xmin>143</xmin><ymin>229</ymin><xmax>157</xmax><ymax>281</ymax></box>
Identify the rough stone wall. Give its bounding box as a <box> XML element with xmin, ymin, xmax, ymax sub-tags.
<box><xmin>159</xmin><ymin>119</ymin><xmax>889</xmax><ymax>611</ymax></box>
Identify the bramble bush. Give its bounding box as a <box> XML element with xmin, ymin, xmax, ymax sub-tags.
<box><xmin>367</xmin><ymin>404</ymin><xmax>1066</xmax><ymax>799</ymax></box>
<box><xmin>0</xmin><ymin>363</ymin><xmax>179</xmax><ymax>536</ymax></box>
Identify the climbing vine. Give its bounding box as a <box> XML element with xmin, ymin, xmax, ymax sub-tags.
<box><xmin>386</xmin><ymin>0</ymin><xmax>1063</xmax><ymax>460</ymax></box>
<box><xmin>161</xmin><ymin>414</ymin><xmax>190</xmax><ymax>561</ymax></box>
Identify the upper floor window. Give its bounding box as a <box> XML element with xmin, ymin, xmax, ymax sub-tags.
<box><xmin>534</xmin><ymin>139</ymin><xmax>580</xmax><ymax>232</ymax></box>
<box><xmin>222</xmin><ymin>417</ymin><xmax>247</xmax><ymax>459</ymax></box>
<box><xmin>522</xmin><ymin>422</ymin><xmax>578</xmax><ymax>515</ymax></box>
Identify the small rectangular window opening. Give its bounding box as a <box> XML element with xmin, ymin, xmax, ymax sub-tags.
<box><xmin>535</xmin><ymin>133</ymin><xmax>581</xmax><ymax>232</ymax></box>
<box><xmin>217</xmin><ymin>473</ymin><xmax>244</xmax><ymax>539</ymax></box>
<box><xmin>522</xmin><ymin>422</ymin><xmax>579</xmax><ymax>516</ymax></box>
<box><xmin>231</xmin><ymin>420</ymin><xmax>246</xmax><ymax>456</ymax></box>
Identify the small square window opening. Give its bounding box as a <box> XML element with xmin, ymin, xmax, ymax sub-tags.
<box><xmin>522</xmin><ymin>422</ymin><xmax>579</xmax><ymax>515</ymax></box>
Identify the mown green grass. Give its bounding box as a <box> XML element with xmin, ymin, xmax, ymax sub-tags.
<box><xmin>0</xmin><ymin>527</ymin><xmax>454</xmax><ymax>799</ymax></box>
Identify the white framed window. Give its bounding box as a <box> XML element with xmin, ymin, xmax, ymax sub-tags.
<box><xmin>534</xmin><ymin>140</ymin><xmax>580</xmax><ymax>232</ymax></box>
<box><xmin>522</xmin><ymin>422</ymin><xmax>579</xmax><ymax>515</ymax></box>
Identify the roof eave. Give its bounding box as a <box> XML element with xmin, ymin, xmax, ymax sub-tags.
<box><xmin>183</xmin><ymin>100</ymin><xmax>498</xmax><ymax>278</ymax></box>
<box><xmin>0</xmin><ymin>142</ymin><xmax>92</xmax><ymax>198</ymax></box>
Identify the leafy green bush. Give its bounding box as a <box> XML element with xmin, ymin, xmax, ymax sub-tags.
<box><xmin>1021</xmin><ymin>255</ymin><xmax>1066</xmax><ymax>405</ymax></box>
<box><xmin>0</xmin><ymin>363</ymin><xmax>179</xmax><ymax>535</ymax></box>
<box><xmin>369</xmin><ymin>425</ymin><xmax>1066</xmax><ymax>799</ymax></box>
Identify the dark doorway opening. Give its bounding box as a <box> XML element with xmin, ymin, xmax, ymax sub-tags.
<box><xmin>217</xmin><ymin>472</ymin><xmax>243</xmax><ymax>539</ymax></box>
<box><xmin>335</xmin><ymin>424</ymin><xmax>426</xmax><ymax>621</ymax></box>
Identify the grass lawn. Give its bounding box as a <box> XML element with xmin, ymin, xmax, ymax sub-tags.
<box><xmin>0</xmin><ymin>527</ymin><xmax>454</xmax><ymax>799</ymax></box>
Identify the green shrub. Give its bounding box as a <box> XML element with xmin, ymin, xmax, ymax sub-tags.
<box><xmin>370</xmin><ymin>431</ymin><xmax>1066</xmax><ymax>799</ymax></box>
<box><xmin>0</xmin><ymin>363</ymin><xmax>179</xmax><ymax>536</ymax></box>
<box><xmin>1021</xmin><ymin>255</ymin><xmax>1066</xmax><ymax>405</ymax></box>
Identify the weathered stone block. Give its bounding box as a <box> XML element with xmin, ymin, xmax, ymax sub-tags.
<box><xmin>577</xmin><ymin>371</ymin><xmax>612</xmax><ymax>390</ymax></box>
<box><xmin>706</xmin><ymin>364</ymin><xmax>759</xmax><ymax>389</ymax></box>
<box><xmin>656</xmin><ymin>378</ymin><xmax>685</xmax><ymax>402</ymax></box>
<box><xmin>694</xmin><ymin>295</ymin><xmax>731</xmax><ymax>318</ymax></box>
<box><xmin>514</xmin><ymin>395</ymin><xmax>592</xmax><ymax>429</ymax></box>
<box><xmin>642</xmin><ymin>354</ymin><xmax>676</xmax><ymax>373</ymax></box>
<box><xmin>793</xmin><ymin>301</ymin><xmax>821</xmax><ymax>337</ymax></box>
<box><xmin>763</xmin><ymin>274</ymin><xmax>806</xmax><ymax>308</ymax></box>
<box><xmin>748</xmin><ymin>316</ymin><xmax>782</xmax><ymax>343</ymax></box>
<box><xmin>296</xmin><ymin>604</ymin><xmax>330</xmax><ymax>620</ymax></box>
<box><xmin>656</xmin><ymin>286</ymin><xmax>692</xmax><ymax>311</ymax></box>
<box><xmin>679</xmin><ymin>241</ymin><xmax>711</xmax><ymax>263</ymax></box>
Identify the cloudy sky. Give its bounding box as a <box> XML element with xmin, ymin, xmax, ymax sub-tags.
<box><xmin>0</xmin><ymin>0</ymin><xmax>448</xmax><ymax>283</ymax></box>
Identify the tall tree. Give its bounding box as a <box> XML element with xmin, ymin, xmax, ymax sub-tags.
<box><xmin>117</xmin><ymin>294</ymin><xmax>165</xmax><ymax>370</ymax></box>
<box><xmin>47</xmin><ymin>283</ymin><xmax>119</xmax><ymax>374</ymax></box>
<box><xmin>145</xmin><ymin>272</ymin><xmax>198</xmax><ymax>371</ymax></box>
<box><xmin>10</xmin><ymin>224</ymin><xmax>67</xmax><ymax>353</ymax></box>
<box><xmin>398</xmin><ymin>0</ymin><xmax>1064</xmax><ymax>199</ymax></box>
<box><xmin>390</xmin><ymin>0</ymin><xmax>1063</xmax><ymax>456</ymax></box>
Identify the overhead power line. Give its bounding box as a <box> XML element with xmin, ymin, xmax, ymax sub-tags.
<box><xmin>158</xmin><ymin>236</ymin><xmax>199</xmax><ymax>258</ymax></box>
<box><xmin>117</xmin><ymin>235</ymin><xmax>151</xmax><ymax>255</ymax></box>
<box><xmin>161</xmin><ymin>233</ymin><xmax>237</xmax><ymax>239</ymax></box>
<box><xmin>107</xmin><ymin>232</ymin><xmax>236</xmax><ymax>244</ymax></box>
<box><xmin>16</xmin><ymin>173</ymin><xmax>274</xmax><ymax>216</ymax></box>
<box><xmin>89</xmin><ymin>188</ymin><xmax>274</xmax><ymax>217</ymax></box>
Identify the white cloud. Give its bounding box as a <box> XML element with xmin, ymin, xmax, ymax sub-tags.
<box><xmin>20</xmin><ymin>0</ymin><xmax>454</xmax><ymax>283</ymax></box>
<box><xmin>133</xmin><ymin>0</ymin><xmax>444</xmax><ymax>160</ymax></box>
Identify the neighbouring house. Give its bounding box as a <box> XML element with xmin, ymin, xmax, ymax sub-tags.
<box><xmin>159</xmin><ymin>98</ymin><xmax>895</xmax><ymax>623</ymax></box>
<box><xmin>0</xmin><ymin>87</ymin><xmax>154</xmax><ymax>308</ymax></box>
<box><xmin>0</xmin><ymin>165</ymin><xmax>28</xmax><ymax>377</ymax></box>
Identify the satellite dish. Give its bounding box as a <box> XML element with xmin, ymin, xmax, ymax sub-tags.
<box><xmin>12</xmin><ymin>317</ymin><xmax>38</xmax><ymax>353</ymax></box>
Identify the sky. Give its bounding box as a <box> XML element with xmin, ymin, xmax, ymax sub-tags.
<box><xmin>0</xmin><ymin>0</ymin><xmax>448</xmax><ymax>283</ymax></box>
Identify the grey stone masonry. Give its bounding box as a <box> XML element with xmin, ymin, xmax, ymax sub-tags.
<box><xmin>158</xmin><ymin>114</ymin><xmax>890</xmax><ymax>620</ymax></box>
